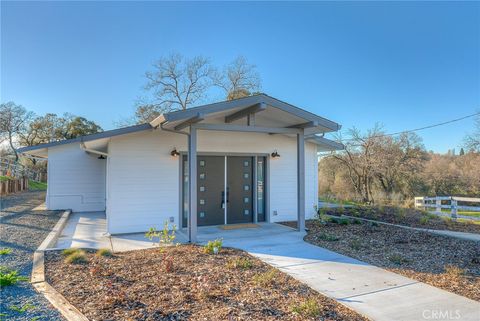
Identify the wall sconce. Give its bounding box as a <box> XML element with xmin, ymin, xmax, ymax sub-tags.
<box><xmin>170</xmin><ymin>148</ymin><xmax>180</xmax><ymax>157</ymax></box>
<box><xmin>271</xmin><ymin>150</ymin><xmax>280</xmax><ymax>158</ymax></box>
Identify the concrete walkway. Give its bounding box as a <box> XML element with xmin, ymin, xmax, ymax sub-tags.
<box><xmin>54</xmin><ymin>212</ymin><xmax>480</xmax><ymax>321</ymax></box>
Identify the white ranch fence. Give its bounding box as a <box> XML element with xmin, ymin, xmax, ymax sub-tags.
<box><xmin>415</xmin><ymin>196</ymin><xmax>480</xmax><ymax>221</ymax></box>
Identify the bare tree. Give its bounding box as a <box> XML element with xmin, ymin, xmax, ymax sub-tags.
<box><xmin>464</xmin><ymin>112</ymin><xmax>480</xmax><ymax>152</ymax></box>
<box><xmin>213</xmin><ymin>56</ymin><xmax>261</xmax><ymax>100</ymax></box>
<box><xmin>139</xmin><ymin>53</ymin><xmax>214</xmax><ymax>123</ymax></box>
<box><xmin>331</xmin><ymin>125</ymin><xmax>383</xmax><ymax>203</ymax></box>
<box><xmin>0</xmin><ymin>102</ymin><xmax>33</xmax><ymax>160</ymax></box>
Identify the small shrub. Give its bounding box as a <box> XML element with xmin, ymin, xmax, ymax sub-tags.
<box><xmin>0</xmin><ymin>267</ymin><xmax>28</xmax><ymax>287</ymax></box>
<box><xmin>9</xmin><ymin>303</ymin><xmax>35</xmax><ymax>313</ymax></box>
<box><xmin>315</xmin><ymin>207</ymin><xmax>329</xmax><ymax>225</ymax></box>
<box><xmin>253</xmin><ymin>269</ymin><xmax>277</xmax><ymax>287</ymax></box>
<box><xmin>291</xmin><ymin>299</ymin><xmax>321</xmax><ymax>318</ymax></box>
<box><xmin>419</xmin><ymin>216</ymin><xmax>429</xmax><ymax>225</ymax></box>
<box><xmin>369</xmin><ymin>221</ymin><xmax>379</xmax><ymax>227</ymax></box>
<box><xmin>352</xmin><ymin>218</ymin><xmax>362</xmax><ymax>224</ymax></box>
<box><xmin>226</xmin><ymin>257</ymin><xmax>253</xmax><ymax>270</ymax></box>
<box><xmin>62</xmin><ymin>248</ymin><xmax>79</xmax><ymax>256</ymax></box>
<box><xmin>330</xmin><ymin>217</ymin><xmax>350</xmax><ymax>225</ymax></box>
<box><xmin>0</xmin><ymin>248</ymin><xmax>12</xmax><ymax>255</ymax></box>
<box><xmin>395</xmin><ymin>207</ymin><xmax>407</xmax><ymax>221</ymax></box>
<box><xmin>96</xmin><ymin>248</ymin><xmax>113</xmax><ymax>257</ymax></box>
<box><xmin>64</xmin><ymin>250</ymin><xmax>88</xmax><ymax>264</ymax></box>
<box><xmin>317</xmin><ymin>232</ymin><xmax>340</xmax><ymax>242</ymax></box>
<box><xmin>349</xmin><ymin>239</ymin><xmax>362</xmax><ymax>251</ymax></box>
<box><xmin>444</xmin><ymin>265</ymin><xmax>465</xmax><ymax>279</ymax></box>
<box><xmin>145</xmin><ymin>221</ymin><xmax>177</xmax><ymax>247</ymax></box>
<box><xmin>388</xmin><ymin>253</ymin><xmax>409</xmax><ymax>265</ymax></box>
<box><xmin>204</xmin><ymin>239</ymin><xmax>223</xmax><ymax>254</ymax></box>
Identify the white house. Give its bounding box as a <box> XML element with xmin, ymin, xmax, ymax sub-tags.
<box><xmin>18</xmin><ymin>94</ymin><xmax>342</xmax><ymax>242</ymax></box>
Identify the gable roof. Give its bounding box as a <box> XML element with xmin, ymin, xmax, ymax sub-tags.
<box><xmin>17</xmin><ymin>94</ymin><xmax>342</xmax><ymax>156</ymax></box>
<box><xmin>151</xmin><ymin>93</ymin><xmax>340</xmax><ymax>134</ymax></box>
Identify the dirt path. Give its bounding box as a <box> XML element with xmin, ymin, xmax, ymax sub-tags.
<box><xmin>0</xmin><ymin>191</ymin><xmax>65</xmax><ymax>321</ymax></box>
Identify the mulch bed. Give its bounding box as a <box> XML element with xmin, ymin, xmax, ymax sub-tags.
<box><xmin>45</xmin><ymin>245</ymin><xmax>368</xmax><ymax>321</ymax></box>
<box><xmin>282</xmin><ymin>220</ymin><xmax>480</xmax><ymax>301</ymax></box>
<box><xmin>322</xmin><ymin>206</ymin><xmax>480</xmax><ymax>234</ymax></box>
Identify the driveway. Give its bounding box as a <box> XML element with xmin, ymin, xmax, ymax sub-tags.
<box><xmin>55</xmin><ymin>212</ymin><xmax>480</xmax><ymax>321</ymax></box>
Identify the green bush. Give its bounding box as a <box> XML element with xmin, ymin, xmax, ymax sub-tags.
<box><xmin>226</xmin><ymin>257</ymin><xmax>253</xmax><ymax>270</ymax></box>
<box><xmin>62</xmin><ymin>248</ymin><xmax>80</xmax><ymax>256</ymax></box>
<box><xmin>253</xmin><ymin>269</ymin><xmax>277</xmax><ymax>287</ymax></box>
<box><xmin>317</xmin><ymin>232</ymin><xmax>340</xmax><ymax>242</ymax></box>
<box><xmin>204</xmin><ymin>239</ymin><xmax>223</xmax><ymax>254</ymax></box>
<box><xmin>419</xmin><ymin>216</ymin><xmax>429</xmax><ymax>225</ymax></box>
<box><xmin>145</xmin><ymin>221</ymin><xmax>177</xmax><ymax>247</ymax></box>
<box><xmin>0</xmin><ymin>267</ymin><xmax>28</xmax><ymax>287</ymax></box>
<box><xmin>330</xmin><ymin>217</ymin><xmax>350</xmax><ymax>225</ymax></box>
<box><xmin>291</xmin><ymin>299</ymin><xmax>321</xmax><ymax>318</ymax></box>
<box><xmin>349</xmin><ymin>239</ymin><xmax>362</xmax><ymax>251</ymax></box>
<box><xmin>96</xmin><ymin>248</ymin><xmax>113</xmax><ymax>257</ymax></box>
<box><xmin>0</xmin><ymin>248</ymin><xmax>12</xmax><ymax>255</ymax></box>
<box><xmin>64</xmin><ymin>250</ymin><xmax>88</xmax><ymax>264</ymax></box>
<box><xmin>388</xmin><ymin>253</ymin><xmax>410</xmax><ymax>265</ymax></box>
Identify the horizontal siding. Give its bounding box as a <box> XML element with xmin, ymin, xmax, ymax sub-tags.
<box><xmin>47</xmin><ymin>143</ymin><xmax>106</xmax><ymax>212</ymax></box>
<box><xmin>106</xmin><ymin>130</ymin><xmax>318</xmax><ymax>234</ymax></box>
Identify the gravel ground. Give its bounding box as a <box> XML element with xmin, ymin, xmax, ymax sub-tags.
<box><xmin>0</xmin><ymin>191</ymin><xmax>65</xmax><ymax>321</ymax></box>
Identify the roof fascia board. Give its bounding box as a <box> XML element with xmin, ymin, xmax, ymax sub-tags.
<box><xmin>17</xmin><ymin>123</ymin><xmax>152</xmax><ymax>153</ymax></box>
<box><xmin>307</xmin><ymin>136</ymin><xmax>345</xmax><ymax>150</ymax></box>
<box><xmin>163</xmin><ymin>95</ymin><xmax>263</xmax><ymax>123</ymax></box>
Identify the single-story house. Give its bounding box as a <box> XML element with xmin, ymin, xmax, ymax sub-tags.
<box><xmin>18</xmin><ymin>94</ymin><xmax>343</xmax><ymax>242</ymax></box>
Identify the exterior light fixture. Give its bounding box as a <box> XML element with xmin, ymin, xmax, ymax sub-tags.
<box><xmin>271</xmin><ymin>150</ymin><xmax>280</xmax><ymax>158</ymax></box>
<box><xmin>98</xmin><ymin>155</ymin><xmax>106</xmax><ymax>160</ymax></box>
<box><xmin>170</xmin><ymin>148</ymin><xmax>180</xmax><ymax>157</ymax></box>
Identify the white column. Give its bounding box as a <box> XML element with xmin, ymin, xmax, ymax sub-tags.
<box><xmin>297</xmin><ymin>129</ymin><xmax>305</xmax><ymax>231</ymax></box>
<box><xmin>188</xmin><ymin>126</ymin><xmax>197</xmax><ymax>242</ymax></box>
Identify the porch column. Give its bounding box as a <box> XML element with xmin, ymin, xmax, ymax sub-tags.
<box><xmin>188</xmin><ymin>126</ymin><xmax>198</xmax><ymax>242</ymax></box>
<box><xmin>297</xmin><ymin>129</ymin><xmax>305</xmax><ymax>231</ymax></box>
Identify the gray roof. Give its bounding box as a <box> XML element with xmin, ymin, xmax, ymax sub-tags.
<box><xmin>160</xmin><ymin>93</ymin><xmax>340</xmax><ymax>131</ymax></box>
<box><xmin>18</xmin><ymin>94</ymin><xmax>342</xmax><ymax>154</ymax></box>
<box><xmin>16</xmin><ymin>123</ymin><xmax>152</xmax><ymax>153</ymax></box>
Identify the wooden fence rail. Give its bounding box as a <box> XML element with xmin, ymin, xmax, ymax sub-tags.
<box><xmin>0</xmin><ymin>177</ymin><xmax>29</xmax><ymax>196</ymax></box>
<box><xmin>414</xmin><ymin>196</ymin><xmax>480</xmax><ymax>220</ymax></box>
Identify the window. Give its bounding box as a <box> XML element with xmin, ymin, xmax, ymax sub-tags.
<box><xmin>200</xmin><ymin>211</ymin><xmax>205</xmax><ymax>218</ymax></box>
<box><xmin>244</xmin><ymin>185</ymin><xmax>250</xmax><ymax>191</ymax></box>
<box><xmin>200</xmin><ymin>173</ymin><xmax>206</xmax><ymax>180</ymax></box>
<box><xmin>199</xmin><ymin>160</ymin><xmax>205</xmax><ymax>167</ymax></box>
<box><xmin>244</xmin><ymin>160</ymin><xmax>249</xmax><ymax>167</ymax></box>
<box><xmin>200</xmin><ymin>199</ymin><xmax>205</xmax><ymax>205</ymax></box>
<box><xmin>200</xmin><ymin>186</ymin><xmax>205</xmax><ymax>192</ymax></box>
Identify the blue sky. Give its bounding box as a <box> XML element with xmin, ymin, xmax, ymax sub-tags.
<box><xmin>1</xmin><ymin>1</ymin><xmax>479</xmax><ymax>153</ymax></box>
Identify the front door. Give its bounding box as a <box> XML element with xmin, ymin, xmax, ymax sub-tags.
<box><xmin>227</xmin><ymin>157</ymin><xmax>253</xmax><ymax>224</ymax></box>
<box><xmin>181</xmin><ymin>155</ymin><xmax>264</xmax><ymax>227</ymax></box>
<box><xmin>197</xmin><ymin>156</ymin><xmax>225</xmax><ymax>226</ymax></box>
